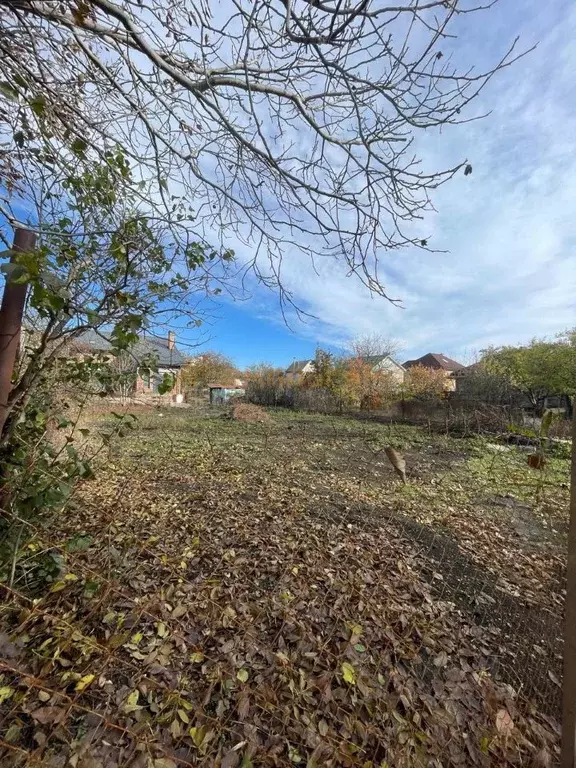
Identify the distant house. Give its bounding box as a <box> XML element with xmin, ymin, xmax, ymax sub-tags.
<box><xmin>285</xmin><ymin>354</ymin><xmax>405</xmax><ymax>384</ymax></box>
<box><xmin>403</xmin><ymin>352</ymin><xmax>464</xmax><ymax>392</ymax></box>
<box><xmin>72</xmin><ymin>330</ymin><xmax>186</xmax><ymax>399</ymax></box>
<box><xmin>285</xmin><ymin>359</ymin><xmax>315</xmax><ymax>382</ymax></box>
<box><xmin>359</xmin><ymin>354</ymin><xmax>405</xmax><ymax>383</ymax></box>
<box><xmin>403</xmin><ymin>352</ymin><xmax>464</xmax><ymax>373</ymax></box>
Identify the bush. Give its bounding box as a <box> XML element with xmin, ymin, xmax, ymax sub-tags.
<box><xmin>292</xmin><ymin>387</ymin><xmax>343</xmax><ymax>413</ymax></box>
<box><xmin>0</xmin><ymin>383</ymin><xmax>137</xmax><ymax>592</ymax></box>
<box><xmin>246</xmin><ymin>379</ymin><xmax>345</xmax><ymax>414</ymax></box>
<box><xmin>402</xmin><ymin>365</ymin><xmax>447</xmax><ymax>399</ymax></box>
<box><xmin>245</xmin><ymin>364</ymin><xmax>288</xmax><ymax>407</ymax></box>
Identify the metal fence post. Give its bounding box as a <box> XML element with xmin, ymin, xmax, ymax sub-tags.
<box><xmin>0</xmin><ymin>228</ymin><xmax>36</xmax><ymax>437</ymax></box>
<box><xmin>562</xmin><ymin>409</ymin><xmax>576</xmax><ymax>767</ymax></box>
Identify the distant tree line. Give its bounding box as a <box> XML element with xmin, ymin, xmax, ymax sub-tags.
<box><xmin>481</xmin><ymin>329</ymin><xmax>576</xmax><ymax>411</ymax></box>
<box><xmin>244</xmin><ymin>340</ymin><xmax>447</xmax><ymax>413</ymax></box>
<box><xmin>183</xmin><ymin>330</ymin><xmax>576</xmax><ymax>416</ymax></box>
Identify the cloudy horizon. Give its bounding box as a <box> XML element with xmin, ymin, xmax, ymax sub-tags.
<box><xmin>207</xmin><ymin>0</ymin><xmax>575</xmax><ymax>367</ymax></box>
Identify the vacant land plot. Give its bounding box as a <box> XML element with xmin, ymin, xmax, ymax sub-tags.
<box><xmin>0</xmin><ymin>407</ymin><xmax>569</xmax><ymax>767</ymax></box>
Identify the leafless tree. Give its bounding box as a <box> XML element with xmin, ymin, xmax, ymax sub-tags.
<box><xmin>1</xmin><ymin>0</ymin><xmax>526</xmax><ymax>302</ymax></box>
<box><xmin>347</xmin><ymin>332</ymin><xmax>402</xmax><ymax>359</ymax></box>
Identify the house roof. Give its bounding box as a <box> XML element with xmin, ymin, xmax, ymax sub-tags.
<box><xmin>285</xmin><ymin>359</ymin><xmax>314</xmax><ymax>374</ymax></box>
<box><xmin>451</xmin><ymin>362</ymin><xmax>482</xmax><ymax>378</ymax></box>
<box><xmin>73</xmin><ymin>330</ymin><xmax>187</xmax><ymax>368</ymax></box>
<box><xmin>403</xmin><ymin>353</ymin><xmax>464</xmax><ymax>372</ymax></box>
<box><xmin>360</xmin><ymin>354</ymin><xmax>405</xmax><ymax>370</ymax></box>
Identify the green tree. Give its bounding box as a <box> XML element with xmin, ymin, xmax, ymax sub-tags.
<box><xmin>0</xmin><ymin>150</ymin><xmax>233</xmax><ymax>580</ymax></box>
<box><xmin>302</xmin><ymin>348</ymin><xmax>348</xmax><ymax>399</ymax></box>
<box><xmin>483</xmin><ymin>331</ymin><xmax>576</xmax><ymax>408</ymax></box>
<box><xmin>1</xmin><ymin>151</ymin><xmax>230</xmax><ymax>442</ymax></box>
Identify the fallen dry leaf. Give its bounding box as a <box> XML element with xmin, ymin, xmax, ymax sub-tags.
<box><xmin>221</xmin><ymin>749</ymin><xmax>240</xmax><ymax>768</ymax></box>
<box><xmin>384</xmin><ymin>447</ymin><xmax>407</xmax><ymax>483</ymax></box>
<box><xmin>0</xmin><ymin>407</ymin><xmax>564</xmax><ymax>767</ymax></box>
<box><xmin>31</xmin><ymin>707</ymin><xmax>67</xmax><ymax>725</ymax></box>
<box><xmin>496</xmin><ymin>708</ymin><xmax>514</xmax><ymax>736</ymax></box>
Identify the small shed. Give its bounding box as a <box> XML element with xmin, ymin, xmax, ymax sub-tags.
<box><xmin>209</xmin><ymin>385</ymin><xmax>245</xmax><ymax>405</ymax></box>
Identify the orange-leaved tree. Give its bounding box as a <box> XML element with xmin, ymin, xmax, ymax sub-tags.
<box><xmin>181</xmin><ymin>352</ymin><xmax>239</xmax><ymax>392</ymax></box>
<box><xmin>345</xmin><ymin>357</ymin><xmax>398</xmax><ymax>409</ymax></box>
<box><xmin>402</xmin><ymin>365</ymin><xmax>447</xmax><ymax>399</ymax></box>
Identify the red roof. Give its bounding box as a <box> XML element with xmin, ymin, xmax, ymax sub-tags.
<box><xmin>402</xmin><ymin>353</ymin><xmax>464</xmax><ymax>372</ymax></box>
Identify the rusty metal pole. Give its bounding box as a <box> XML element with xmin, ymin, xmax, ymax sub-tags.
<box><xmin>562</xmin><ymin>409</ymin><xmax>576</xmax><ymax>767</ymax></box>
<box><xmin>0</xmin><ymin>228</ymin><xmax>36</xmax><ymax>437</ymax></box>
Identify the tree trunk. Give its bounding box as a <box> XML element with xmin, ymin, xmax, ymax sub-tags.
<box><xmin>0</xmin><ymin>229</ymin><xmax>36</xmax><ymax>439</ymax></box>
<box><xmin>562</xmin><ymin>410</ymin><xmax>576</xmax><ymax>766</ymax></box>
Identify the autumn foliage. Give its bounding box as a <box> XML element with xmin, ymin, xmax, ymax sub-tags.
<box><xmin>247</xmin><ymin>348</ymin><xmax>413</xmax><ymax>411</ymax></box>
<box><xmin>402</xmin><ymin>364</ymin><xmax>447</xmax><ymax>399</ymax></box>
<box><xmin>246</xmin><ymin>350</ymin><xmax>451</xmax><ymax>413</ymax></box>
<box><xmin>344</xmin><ymin>357</ymin><xmax>398</xmax><ymax>409</ymax></box>
<box><xmin>244</xmin><ymin>364</ymin><xmax>286</xmax><ymax>407</ymax></box>
<box><xmin>181</xmin><ymin>352</ymin><xmax>239</xmax><ymax>392</ymax></box>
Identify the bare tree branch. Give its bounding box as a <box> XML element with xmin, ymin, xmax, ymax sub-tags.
<box><xmin>347</xmin><ymin>332</ymin><xmax>402</xmax><ymax>359</ymax></box>
<box><xmin>0</xmin><ymin>0</ymin><xmax>529</xmax><ymax>301</ymax></box>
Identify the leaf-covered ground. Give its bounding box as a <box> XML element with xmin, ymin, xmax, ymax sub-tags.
<box><xmin>0</xmin><ymin>407</ymin><xmax>568</xmax><ymax>767</ymax></box>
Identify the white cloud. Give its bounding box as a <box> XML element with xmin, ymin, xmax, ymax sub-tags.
<box><xmin>236</xmin><ymin>0</ymin><xmax>576</xmax><ymax>361</ymax></box>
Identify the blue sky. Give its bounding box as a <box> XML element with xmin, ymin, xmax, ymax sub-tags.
<box><xmin>172</xmin><ymin>0</ymin><xmax>576</xmax><ymax>370</ymax></box>
<box><xmin>2</xmin><ymin>1</ymin><xmax>574</xmax><ymax>371</ymax></box>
